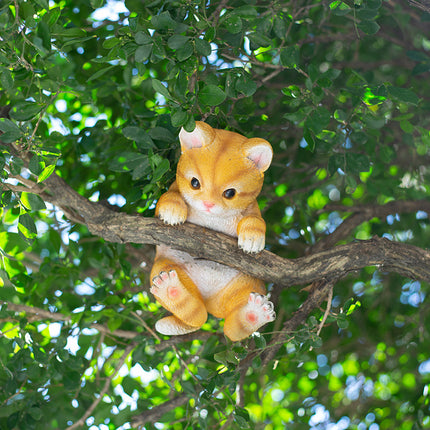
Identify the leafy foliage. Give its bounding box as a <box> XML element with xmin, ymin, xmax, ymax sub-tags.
<box><xmin>0</xmin><ymin>0</ymin><xmax>429</xmax><ymax>429</ymax></box>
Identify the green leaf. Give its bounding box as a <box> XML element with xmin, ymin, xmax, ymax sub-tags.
<box><xmin>334</xmin><ymin>109</ymin><xmax>347</xmax><ymax>122</ymax></box>
<box><xmin>148</xmin><ymin>127</ymin><xmax>175</xmax><ymax>143</ymax></box>
<box><xmin>224</xmin><ymin>14</ymin><xmax>242</xmax><ymax>34</ymax></box>
<box><xmin>123</xmin><ymin>126</ymin><xmax>155</xmax><ymax>146</ymax></box>
<box><xmin>151</xmin><ymin>11</ymin><xmax>177</xmax><ymax>30</ymax></box>
<box><xmin>20</xmin><ymin>192</ymin><xmax>46</xmax><ymax>211</ymax></box>
<box><xmin>109</xmin><ymin>152</ymin><xmax>148</xmax><ymax>173</ymax></box>
<box><xmin>253</xmin><ymin>333</ymin><xmax>267</xmax><ymax>349</ymax></box>
<box><xmin>247</xmin><ymin>32</ymin><xmax>271</xmax><ymax>49</ymax></box>
<box><xmin>135</xmin><ymin>31</ymin><xmax>152</xmax><ymax>45</ymax></box>
<box><xmin>19</xmin><ymin>213</ymin><xmax>37</xmax><ymax>237</ymax></box>
<box><xmin>388</xmin><ymin>86</ymin><xmax>420</xmax><ymax>105</ymax></box>
<box><xmin>198</xmin><ymin>85</ymin><xmax>226</xmax><ymax>106</ymax></box>
<box><xmin>167</xmin><ymin>35</ymin><xmax>190</xmax><ymax>50</ymax></box>
<box><xmin>88</xmin><ymin>65</ymin><xmax>116</xmax><ymax>81</ymax></box>
<box><xmin>232</xmin><ymin>5</ymin><xmax>258</xmax><ymax>17</ymax></box>
<box><xmin>9</xmin><ymin>102</ymin><xmax>44</xmax><ymax>121</ymax></box>
<box><xmin>135</xmin><ymin>44</ymin><xmax>152</xmax><ymax>62</ymax></box>
<box><xmin>346</xmin><ymin>153</ymin><xmax>371</xmax><ymax>173</ymax></box>
<box><xmin>0</xmin><ymin>118</ymin><xmax>22</xmax><ymax>143</ymax></box>
<box><xmin>367</xmin><ymin>0</ymin><xmax>382</xmax><ymax>9</ymax></box>
<box><xmin>132</xmin><ymin>159</ymin><xmax>150</xmax><ymax>180</ymax></box>
<box><xmin>28</xmin><ymin>407</ymin><xmax>43</xmax><ymax>421</ymax></box>
<box><xmin>176</xmin><ymin>41</ymin><xmax>194</xmax><ymax>62</ymax></box>
<box><xmin>337</xmin><ymin>315</ymin><xmax>349</xmax><ymax>329</ymax></box>
<box><xmin>34</xmin><ymin>0</ymin><xmax>49</xmax><ymax>9</ymax></box>
<box><xmin>37</xmin><ymin>20</ymin><xmax>51</xmax><ymax>50</ymax></box>
<box><xmin>55</xmin><ymin>27</ymin><xmax>87</xmax><ymax>38</ymax></box>
<box><xmin>152</xmin><ymin>158</ymin><xmax>170</xmax><ymax>182</ymax></box>
<box><xmin>37</xmin><ymin>164</ymin><xmax>56</xmax><ymax>183</ymax></box>
<box><xmin>234</xmin><ymin>408</ymin><xmax>251</xmax><ymax>429</ymax></box>
<box><xmin>400</xmin><ymin>120</ymin><xmax>414</xmax><ymax>133</ymax></box>
<box><xmin>103</xmin><ymin>37</ymin><xmax>120</xmax><ymax>49</ymax></box>
<box><xmin>328</xmin><ymin>154</ymin><xmax>345</xmax><ymax>175</ymax></box>
<box><xmin>213</xmin><ymin>351</ymin><xmax>229</xmax><ymax>367</ymax></box>
<box><xmin>90</xmin><ymin>0</ymin><xmax>104</xmax><ymax>8</ymax></box>
<box><xmin>330</xmin><ymin>0</ymin><xmax>352</xmax><ymax>15</ymax></box>
<box><xmin>235</xmin><ymin>73</ymin><xmax>257</xmax><ymax>96</ymax></box>
<box><xmin>28</xmin><ymin>155</ymin><xmax>42</xmax><ymax>176</ymax></box>
<box><xmin>152</xmin><ymin>79</ymin><xmax>171</xmax><ymax>99</ymax></box>
<box><xmin>273</xmin><ymin>15</ymin><xmax>287</xmax><ymax>38</ymax></box>
<box><xmin>0</xmin><ymin>118</ymin><xmax>21</xmax><ymax>133</ymax></box>
<box><xmin>171</xmin><ymin>109</ymin><xmax>188</xmax><ymax>127</ymax></box>
<box><xmin>195</xmin><ymin>38</ymin><xmax>212</xmax><ymax>56</ymax></box>
<box><xmin>280</xmin><ymin>46</ymin><xmax>300</xmax><ymax>68</ymax></box>
<box><xmin>0</xmin><ymin>398</ymin><xmax>25</xmax><ymax>417</ymax></box>
<box><xmin>303</xmin><ymin>128</ymin><xmax>315</xmax><ymax>151</ymax></box>
<box><xmin>356</xmin><ymin>8</ymin><xmax>379</xmax><ymax>20</ymax></box>
<box><xmin>305</xmin><ymin>107</ymin><xmax>331</xmax><ymax>134</ymax></box>
<box><xmin>47</xmin><ymin>7</ymin><xmax>61</xmax><ymax>26</ymax></box>
<box><xmin>107</xmin><ymin>317</ymin><xmax>122</xmax><ymax>332</ymax></box>
<box><xmin>0</xmin><ymin>68</ymin><xmax>13</xmax><ymax>90</ymax></box>
<box><xmin>358</xmin><ymin>20</ymin><xmax>380</xmax><ymax>35</ymax></box>
<box><xmin>181</xmin><ymin>380</ymin><xmax>196</xmax><ymax>395</ymax></box>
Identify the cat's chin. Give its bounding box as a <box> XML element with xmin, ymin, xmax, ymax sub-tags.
<box><xmin>195</xmin><ymin>206</ymin><xmax>223</xmax><ymax>216</ymax></box>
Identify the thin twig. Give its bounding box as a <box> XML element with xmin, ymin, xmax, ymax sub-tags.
<box><xmin>316</xmin><ymin>286</ymin><xmax>333</xmax><ymax>338</ymax></box>
<box><xmin>65</xmin><ymin>342</ymin><xmax>136</xmax><ymax>430</ymax></box>
<box><xmin>2</xmin><ymin>303</ymin><xmax>142</xmax><ymax>340</ymax></box>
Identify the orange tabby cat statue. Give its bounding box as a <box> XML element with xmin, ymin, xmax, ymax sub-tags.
<box><xmin>150</xmin><ymin>121</ymin><xmax>276</xmax><ymax>341</ymax></box>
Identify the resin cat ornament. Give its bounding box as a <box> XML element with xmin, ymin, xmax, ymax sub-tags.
<box><xmin>150</xmin><ymin>121</ymin><xmax>275</xmax><ymax>341</ymax></box>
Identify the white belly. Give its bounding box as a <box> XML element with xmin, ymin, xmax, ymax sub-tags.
<box><xmin>156</xmin><ymin>245</ymin><xmax>239</xmax><ymax>300</ymax></box>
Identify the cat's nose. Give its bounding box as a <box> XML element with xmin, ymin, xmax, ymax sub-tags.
<box><xmin>203</xmin><ymin>201</ymin><xmax>215</xmax><ymax>209</ymax></box>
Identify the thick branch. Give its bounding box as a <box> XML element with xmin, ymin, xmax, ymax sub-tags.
<box><xmin>23</xmin><ymin>174</ymin><xmax>429</xmax><ymax>287</ymax></box>
<box><xmin>97</xmin><ymin>215</ymin><xmax>430</xmax><ymax>286</ymax></box>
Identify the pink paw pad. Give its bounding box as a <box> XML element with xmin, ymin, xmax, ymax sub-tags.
<box><xmin>245</xmin><ymin>293</ymin><xmax>276</xmax><ymax>326</ymax></box>
<box><xmin>150</xmin><ymin>270</ymin><xmax>182</xmax><ymax>301</ymax></box>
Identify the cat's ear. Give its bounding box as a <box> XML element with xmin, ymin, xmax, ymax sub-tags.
<box><xmin>179</xmin><ymin>121</ymin><xmax>216</xmax><ymax>152</ymax></box>
<box><xmin>244</xmin><ymin>138</ymin><xmax>273</xmax><ymax>172</ymax></box>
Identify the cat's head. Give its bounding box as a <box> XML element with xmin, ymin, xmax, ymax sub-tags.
<box><xmin>176</xmin><ymin>121</ymin><xmax>272</xmax><ymax>216</ymax></box>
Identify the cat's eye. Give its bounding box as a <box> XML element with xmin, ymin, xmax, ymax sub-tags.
<box><xmin>190</xmin><ymin>177</ymin><xmax>201</xmax><ymax>189</ymax></box>
<box><xmin>223</xmin><ymin>188</ymin><xmax>236</xmax><ymax>199</ymax></box>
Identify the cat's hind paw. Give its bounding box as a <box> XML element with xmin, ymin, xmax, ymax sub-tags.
<box><xmin>150</xmin><ymin>270</ymin><xmax>207</xmax><ymax>328</ymax></box>
<box><xmin>244</xmin><ymin>293</ymin><xmax>276</xmax><ymax>328</ymax></box>
<box><xmin>150</xmin><ymin>270</ymin><xmax>183</xmax><ymax>302</ymax></box>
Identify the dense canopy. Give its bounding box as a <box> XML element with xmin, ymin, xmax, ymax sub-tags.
<box><xmin>0</xmin><ymin>0</ymin><xmax>429</xmax><ymax>429</ymax></box>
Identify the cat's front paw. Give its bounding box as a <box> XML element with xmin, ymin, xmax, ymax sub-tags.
<box><xmin>237</xmin><ymin>216</ymin><xmax>266</xmax><ymax>253</ymax></box>
<box><xmin>238</xmin><ymin>230</ymin><xmax>265</xmax><ymax>253</ymax></box>
<box><xmin>158</xmin><ymin>201</ymin><xmax>187</xmax><ymax>225</ymax></box>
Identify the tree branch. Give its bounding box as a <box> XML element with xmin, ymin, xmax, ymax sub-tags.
<box><xmin>66</xmin><ymin>342</ymin><xmax>136</xmax><ymax>430</ymax></box>
<box><xmin>2</xmin><ymin>303</ymin><xmax>141</xmax><ymax>340</ymax></box>
<box><xmin>19</xmin><ymin>174</ymin><xmax>428</xmax><ymax>287</ymax></box>
<box><xmin>310</xmin><ymin>200</ymin><xmax>430</xmax><ymax>253</ymax></box>
<box><xmin>132</xmin><ymin>395</ymin><xmax>190</xmax><ymax>428</ymax></box>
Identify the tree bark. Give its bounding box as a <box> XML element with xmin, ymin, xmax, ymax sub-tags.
<box><xmin>26</xmin><ymin>173</ymin><xmax>428</xmax><ymax>287</ymax></box>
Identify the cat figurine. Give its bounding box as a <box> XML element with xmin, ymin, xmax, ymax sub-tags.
<box><xmin>150</xmin><ymin>121</ymin><xmax>276</xmax><ymax>341</ymax></box>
